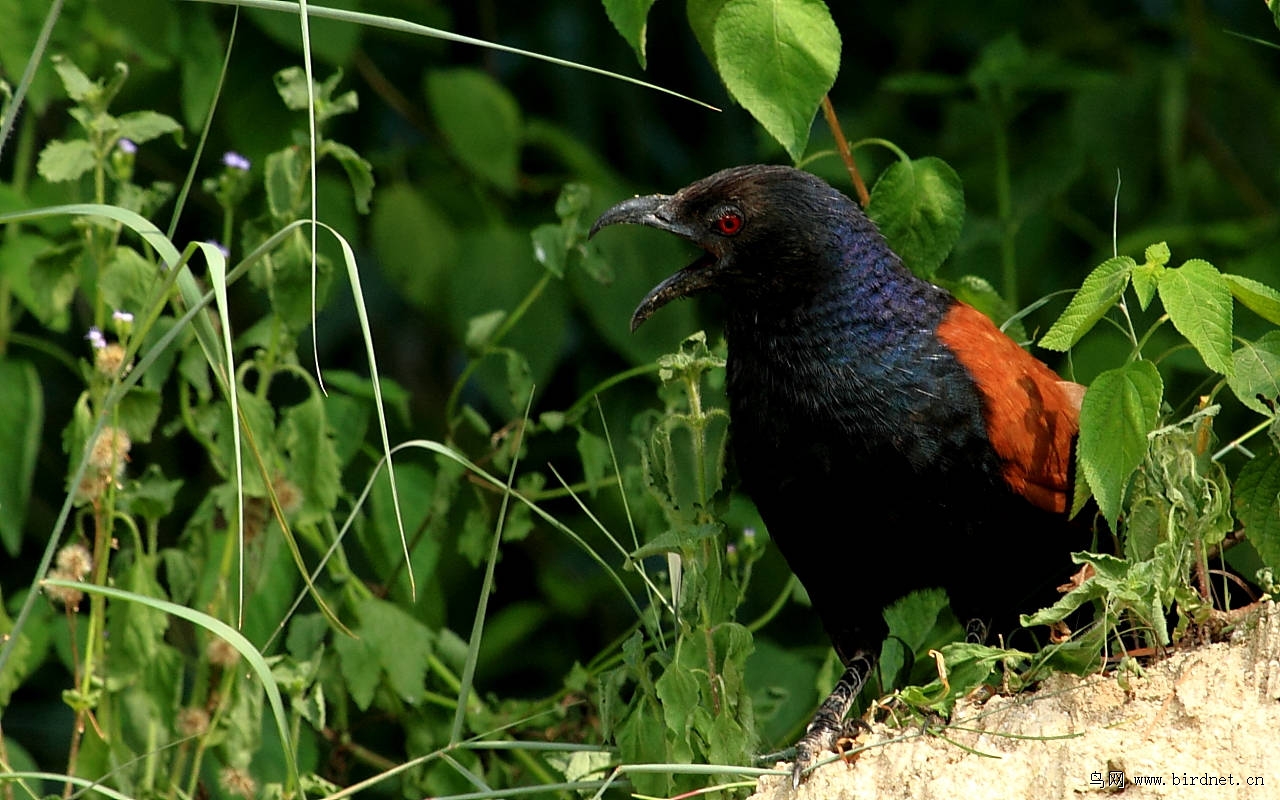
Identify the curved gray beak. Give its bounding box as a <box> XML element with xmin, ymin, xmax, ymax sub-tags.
<box><xmin>590</xmin><ymin>194</ymin><xmax>717</xmax><ymax>331</ymax></box>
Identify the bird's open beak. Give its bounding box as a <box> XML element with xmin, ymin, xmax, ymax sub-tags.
<box><xmin>590</xmin><ymin>194</ymin><xmax>719</xmax><ymax>332</ymax></box>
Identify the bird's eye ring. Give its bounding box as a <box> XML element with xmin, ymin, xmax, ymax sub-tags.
<box><xmin>712</xmin><ymin>207</ymin><xmax>744</xmax><ymax>236</ymax></box>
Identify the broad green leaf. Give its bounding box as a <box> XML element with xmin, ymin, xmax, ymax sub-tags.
<box><xmin>712</xmin><ymin>0</ymin><xmax>840</xmax><ymax>160</ymax></box>
<box><xmin>36</xmin><ymin>139</ymin><xmax>96</xmax><ymax>183</ymax></box>
<box><xmin>603</xmin><ymin>0</ymin><xmax>658</xmax><ymax>68</ymax></box>
<box><xmin>1039</xmin><ymin>255</ymin><xmax>1134</xmax><ymax>351</ymax></box>
<box><xmin>332</xmin><ymin>631</ymin><xmax>380</xmax><ymax>711</ymax></box>
<box><xmin>1225</xmin><ymin>273</ymin><xmax>1280</xmax><ymax>325</ymax></box>
<box><xmin>1158</xmin><ymin>258</ymin><xmax>1233</xmax><ymax>376</ymax></box>
<box><xmin>426</xmin><ymin>68</ymin><xmax>522</xmax><ymax>192</ymax></box>
<box><xmin>1229</xmin><ymin>332</ymin><xmax>1280</xmax><ymax>415</ymax></box>
<box><xmin>100</xmin><ymin>246</ymin><xmax>159</xmax><ymax>314</ymax></box>
<box><xmin>353</xmin><ymin>597</ymin><xmax>434</xmax><ymax>704</ymax></box>
<box><xmin>0</xmin><ymin>359</ymin><xmax>41</xmax><ymax>556</ymax></box>
<box><xmin>370</xmin><ymin>183</ymin><xmax>457</xmax><ymax>311</ymax></box>
<box><xmin>686</xmin><ymin>0</ymin><xmax>730</xmax><ymax>63</ymax></box>
<box><xmin>1235</xmin><ymin>446</ymin><xmax>1280</xmax><ymax>572</ymax></box>
<box><xmin>1078</xmin><ymin>359</ymin><xmax>1163</xmax><ymax>528</ymax></box>
<box><xmin>281</xmin><ymin>393</ymin><xmax>342</xmax><ymax>521</ymax></box>
<box><xmin>116</xmin><ymin>110</ymin><xmax>183</xmax><ymax>146</ymax></box>
<box><xmin>868</xmin><ymin>157</ymin><xmax>964</xmax><ymax>279</ymax></box>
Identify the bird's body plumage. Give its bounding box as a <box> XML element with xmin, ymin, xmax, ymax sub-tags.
<box><xmin>591</xmin><ymin>164</ymin><xmax>1088</xmax><ymax>780</ymax></box>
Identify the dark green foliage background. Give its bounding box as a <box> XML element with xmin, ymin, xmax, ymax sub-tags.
<box><xmin>1</xmin><ymin>1</ymin><xmax>1278</xmax><ymax>798</ymax></box>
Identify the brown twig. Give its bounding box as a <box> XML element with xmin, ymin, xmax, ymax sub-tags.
<box><xmin>820</xmin><ymin>95</ymin><xmax>869</xmax><ymax>207</ymax></box>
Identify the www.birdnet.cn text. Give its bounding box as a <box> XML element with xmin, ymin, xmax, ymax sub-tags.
<box><xmin>1089</xmin><ymin>771</ymin><xmax>1267</xmax><ymax>790</ymax></box>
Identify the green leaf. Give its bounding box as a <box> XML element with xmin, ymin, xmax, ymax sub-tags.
<box><xmin>1225</xmin><ymin>273</ymin><xmax>1280</xmax><ymax>325</ymax></box>
<box><xmin>117</xmin><ymin>387</ymin><xmax>162</xmax><ymax>444</ymax></box>
<box><xmin>465</xmin><ymin>310</ymin><xmax>507</xmax><ymax>352</ymax></box>
<box><xmin>322</xmin><ymin>140</ymin><xmax>374</xmax><ymax>214</ymax></box>
<box><xmin>426</xmin><ymin>68</ymin><xmax>522</xmax><ymax>192</ymax></box>
<box><xmin>36</xmin><ymin>139</ymin><xmax>97</xmax><ymax>183</ymax></box>
<box><xmin>51</xmin><ymin>55</ymin><xmax>98</xmax><ymax>102</ymax></box>
<box><xmin>867</xmin><ymin>157</ymin><xmax>964</xmax><ymax>279</ymax></box>
<box><xmin>333</xmin><ymin>631</ymin><xmax>380</xmax><ymax>711</ymax></box>
<box><xmin>1229</xmin><ymin>332</ymin><xmax>1280</xmax><ymax>415</ymax></box>
<box><xmin>1039</xmin><ymin>255</ymin><xmax>1134</xmax><ymax>351</ymax></box>
<box><xmin>265</xmin><ymin>146</ymin><xmax>302</xmax><ymax>218</ymax></box>
<box><xmin>353</xmin><ymin>597</ymin><xmax>434</xmax><ymax>703</ymax></box>
<box><xmin>281</xmin><ymin>392</ymin><xmax>342</xmax><ymax>521</ymax></box>
<box><xmin>603</xmin><ymin>0</ymin><xmax>658</xmax><ymax>68</ymax></box>
<box><xmin>371</xmin><ymin>184</ymin><xmax>457</xmax><ymax>312</ymax></box>
<box><xmin>100</xmin><ymin>246</ymin><xmax>159</xmax><ymax>314</ymax></box>
<box><xmin>712</xmin><ymin>0</ymin><xmax>841</xmax><ymax>160</ymax></box>
<box><xmin>1158</xmin><ymin>258</ymin><xmax>1234</xmax><ymax>376</ymax></box>
<box><xmin>531</xmin><ymin>223</ymin><xmax>567</xmax><ymax>278</ymax></box>
<box><xmin>1078</xmin><ymin>360</ymin><xmax>1163</xmax><ymax>528</ymax></box>
<box><xmin>0</xmin><ymin>359</ymin><xmax>41</xmax><ymax>556</ymax></box>
<box><xmin>1235</xmin><ymin>445</ymin><xmax>1280</xmax><ymax>572</ymax></box>
<box><xmin>686</xmin><ymin>0</ymin><xmax>730</xmax><ymax>63</ymax></box>
<box><xmin>1132</xmin><ymin>242</ymin><xmax>1170</xmax><ymax>310</ymax></box>
<box><xmin>116</xmin><ymin>110</ymin><xmax>183</xmax><ymax>146</ymax></box>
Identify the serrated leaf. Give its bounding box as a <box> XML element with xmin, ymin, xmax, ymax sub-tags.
<box><xmin>36</xmin><ymin>139</ymin><xmax>97</xmax><ymax>183</ymax></box>
<box><xmin>0</xmin><ymin>359</ymin><xmax>41</xmax><ymax>556</ymax></box>
<box><xmin>1078</xmin><ymin>360</ymin><xmax>1163</xmax><ymax>528</ymax></box>
<box><xmin>353</xmin><ymin>597</ymin><xmax>433</xmax><ymax>703</ymax></box>
<box><xmin>1225</xmin><ymin>273</ymin><xmax>1280</xmax><ymax>325</ymax></box>
<box><xmin>1235</xmin><ymin>446</ymin><xmax>1280</xmax><ymax>572</ymax></box>
<box><xmin>603</xmin><ymin>0</ymin><xmax>657</xmax><ymax>68</ymax></box>
<box><xmin>1229</xmin><ymin>332</ymin><xmax>1280</xmax><ymax>415</ymax></box>
<box><xmin>51</xmin><ymin>55</ymin><xmax>98</xmax><ymax>102</ymax></box>
<box><xmin>867</xmin><ymin>157</ymin><xmax>964</xmax><ymax>279</ymax></box>
<box><xmin>712</xmin><ymin>0</ymin><xmax>840</xmax><ymax>160</ymax></box>
<box><xmin>1039</xmin><ymin>256</ymin><xmax>1134</xmax><ymax>351</ymax></box>
<box><xmin>426</xmin><ymin>69</ymin><xmax>522</xmax><ymax>192</ymax></box>
<box><xmin>1158</xmin><ymin>258</ymin><xmax>1233</xmax><ymax>376</ymax></box>
<box><xmin>116</xmin><ymin>110</ymin><xmax>183</xmax><ymax>146</ymax></box>
<box><xmin>281</xmin><ymin>392</ymin><xmax>341</xmax><ymax>520</ymax></box>
<box><xmin>1131</xmin><ymin>261</ymin><xmax>1162</xmax><ymax>310</ymax></box>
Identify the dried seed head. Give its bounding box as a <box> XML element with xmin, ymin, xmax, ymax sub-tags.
<box><xmin>206</xmin><ymin>636</ymin><xmax>241</xmax><ymax>668</ymax></box>
<box><xmin>218</xmin><ymin>767</ymin><xmax>257</xmax><ymax>799</ymax></box>
<box><xmin>176</xmin><ymin>706</ymin><xmax>211</xmax><ymax>737</ymax></box>
<box><xmin>88</xmin><ymin>426</ymin><xmax>132</xmax><ymax>474</ymax></box>
<box><xmin>56</xmin><ymin>543</ymin><xmax>93</xmax><ymax>580</ymax></box>
<box><xmin>44</xmin><ymin>569</ymin><xmax>84</xmax><ymax>609</ymax></box>
<box><xmin>94</xmin><ymin>343</ymin><xmax>130</xmax><ymax>377</ymax></box>
<box><xmin>273</xmin><ymin>476</ymin><xmax>304</xmax><ymax>517</ymax></box>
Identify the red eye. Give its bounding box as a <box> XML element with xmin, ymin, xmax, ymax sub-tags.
<box><xmin>713</xmin><ymin>209</ymin><xmax>743</xmax><ymax>236</ymax></box>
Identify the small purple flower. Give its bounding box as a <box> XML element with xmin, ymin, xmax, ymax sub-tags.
<box><xmin>117</xmin><ymin>138</ymin><xmax>137</xmax><ymax>155</ymax></box>
<box><xmin>85</xmin><ymin>326</ymin><xmax>107</xmax><ymax>349</ymax></box>
<box><xmin>112</xmin><ymin>309</ymin><xmax>134</xmax><ymax>324</ymax></box>
<box><xmin>221</xmin><ymin>151</ymin><xmax>251</xmax><ymax>171</ymax></box>
<box><xmin>206</xmin><ymin>240</ymin><xmax>230</xmax><ymax>258</ymax></box>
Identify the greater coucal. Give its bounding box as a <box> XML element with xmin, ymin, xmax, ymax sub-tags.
<box><xmin>591</xmin><ymin>165</ymin><xmax>1089</xmax><ymax>784</ymax></box>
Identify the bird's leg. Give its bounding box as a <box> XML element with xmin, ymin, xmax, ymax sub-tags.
<box><xmin>791</xmin><ymin>654</ymin><xmax>872</xmax><ymax>787</ymax></box>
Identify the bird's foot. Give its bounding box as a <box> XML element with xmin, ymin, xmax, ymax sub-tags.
<box><xmin>790</xmin><ymin>656</ymin><xmax>871</xmax><ymax>787</ymax></box>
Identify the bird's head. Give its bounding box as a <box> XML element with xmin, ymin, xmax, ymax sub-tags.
<box><xmin>590</xmin><ymin>165</ymin><xmax>868</xmax><ymax>331</ymax></box>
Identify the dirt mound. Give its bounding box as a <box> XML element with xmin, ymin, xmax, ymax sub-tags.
<box><xmin>752</xmin><ymin>602</ymin><xmax>1280</xmax><ymax>799</ymax></box>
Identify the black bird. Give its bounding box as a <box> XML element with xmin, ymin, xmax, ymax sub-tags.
<box><xmin>591</xmin><ymin>165</ymin><xmax>1088</xmax><ymax>784</ymax></box>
